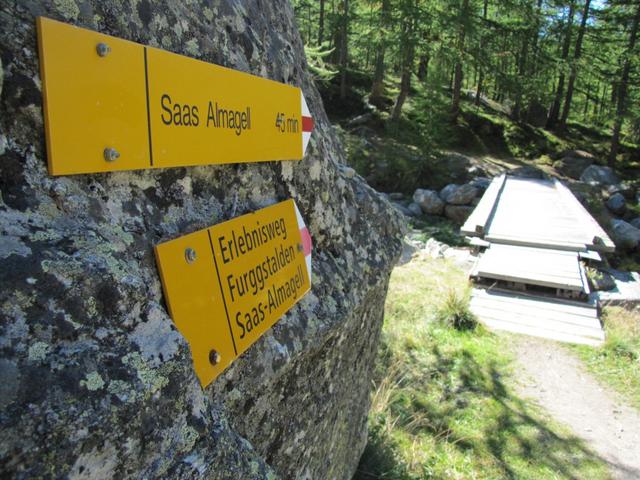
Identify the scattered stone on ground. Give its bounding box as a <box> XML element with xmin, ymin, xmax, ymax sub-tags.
<box><xmin>402</xmin><ymin>235</ymin><xmax>476</xmax><ymax>270</ymax></box>
<box><xmin>553</xmin><ymin>150</ymin><xmax>595</xmax><ymax>179</ymax></box>
<box><xmin>413</xmin><ymin>189</ymin><xmax>445</xmax><ymax>215</ymax></box>
<box><xmin>610</xmin><ymin>219</ymin><xmax>640</xmax><ymax>250</ymax></box>
<box><xmin>593</xmin><ymin>269</ymin><xmax>640</xmax><ymax>306</ymax></box>
<box><xmin>440</xmin><ymin>183</ymin><xmax>478</xmax><ymax>205</ymax></box>
<box><xmin>407</xmin><ymin>203</ymin><xmax>423</xmax><ymax>217</ymax></box>
<box><xmin>390</xmin><ymin>202</ymin><xmax>413</xmax><ymax>217</ymax></box>
<box><xmin>607</xmin><ymin>183</ymin><xmax>635</xmax><ymax>200</ymax></box>
<box><xmin>445</xmin><ymin>205</ymin><xmax>474</xmax><ymax>224</ymax></box>
<box><xmin>581</xmin><ymin>165</ymin><xmax>620</xmax><ymax>186</ymax></box>
<box><xmin>606</xmin><ymin>193</ymin><xmax>627</xmax><ymax>215</ymax></box>
<box><xmin>469</xmin><ymin>177</ymin><xmax>492</xmax><ymax>192</ymax></box>
<box><xmin>511</xmin><ymin>336</ymin><xmax>640</xmax><ymax>480</ymax></box>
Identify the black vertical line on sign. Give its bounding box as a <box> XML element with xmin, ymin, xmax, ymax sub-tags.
<box><xmin>143</xmin><ymin>47</ymin><xmax>154</xmax><ymax>166</ymax></box>
<box><xmin>207</xmin><ymin>229</ymin><xmax>238</xmax><ymax>356</ymax></box>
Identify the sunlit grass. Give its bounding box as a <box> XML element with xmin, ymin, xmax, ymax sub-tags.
<box><xmin>354</xmin><ymin>254</ymin><xmax>610</xmax><ymax>480</ymax></box>
<box><xmin>570</xmin><ymin>306</ymin><xmax>640</xmax><ymax>410</ymax></box>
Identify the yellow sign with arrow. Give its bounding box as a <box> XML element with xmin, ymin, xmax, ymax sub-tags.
<box><xmin>37</xmin><ymin>17</ymin><xmax>314</xmax><ymax>176</ymax></box>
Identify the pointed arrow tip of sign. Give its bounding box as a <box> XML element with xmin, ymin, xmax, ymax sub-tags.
<box><xmin>301</xmin><ymin>93</ymin><xmax>313</xmax><ymax>155</ymax></box>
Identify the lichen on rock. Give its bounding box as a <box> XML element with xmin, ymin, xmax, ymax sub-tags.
<box><xmin>0</xmin><ymin>1</ymin><xmax>403</xmax><ymax>479</ymax></box>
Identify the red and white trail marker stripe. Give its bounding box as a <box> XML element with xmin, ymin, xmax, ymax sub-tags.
<box><xmin>302</xmin><ymin>94</ymin><xmax>314</xmax><ymax>156</ymax></box>
<box><xmin>295</xmin><ymin>202</ymin><xmax>312</xmax><ymax>282</ymax></box>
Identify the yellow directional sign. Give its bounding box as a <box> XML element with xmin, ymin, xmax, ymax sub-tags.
<box><xmin>155</xmin><ymin>200</ymin><xmax>312</xmax><ymax>387</ymax></box>
<box><xmin>37</xmin><ymin>17</ymin><xmax>314</xmax><ymax>176</ymax></box>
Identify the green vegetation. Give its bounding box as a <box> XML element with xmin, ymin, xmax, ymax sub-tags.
<box><xmin>435</xmin><ymin>289</ymin><xmax>477</xmax><ymax>331</ymax></box>
<box><xmin>353</xmin><ymin>253</ymin><xmax>610</xmax><ymax>479</ymax></box>
<box><xmin>294</xmin><ymin>0</ymin><xmax>640</xmax><ymax>167</ymax></box>
<box><xmin>570</xmin><ymin>306</ymin><xmax>640</xmax><ymax>410</ymax></box>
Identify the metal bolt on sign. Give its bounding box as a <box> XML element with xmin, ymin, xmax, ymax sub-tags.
<box><xmin>96</xmin><ymin>42</ymin><xmax>111</xmax><ymax>57</ymax></box>
<box><xmin>209</xmin><ymin>349</ymin><xmax>221</xmax><ymax>366</ymax></box>
<box><xmin>184</xmin><ymin>247</ymin><xmax>197</xmax><ymax>264</ymax></box>
<box><xmin>103</xmin><ymin>147</ymin><xmax>120</xmax><ymax>162</ymax></box>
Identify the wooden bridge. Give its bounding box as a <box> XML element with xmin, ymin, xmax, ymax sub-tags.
<box><xmin>463</xmin><ymin>175</ymin><xmax>614</xmax><ymax>346</ymax></box>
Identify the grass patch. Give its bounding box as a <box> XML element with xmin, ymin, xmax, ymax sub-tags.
<box><xmin>354</xmin><ymin>254</ymin><xmax>610</xmax><ymax>480</ymax></box>
<box><xmin>435</xmin><ymin>289</ymin><xmax>477</xmax><ymax>331</ymax></box>
<box><xmin>570</xmin><ymin>306</ymin><xmax>640</xmax><ymax>410</ymax></box>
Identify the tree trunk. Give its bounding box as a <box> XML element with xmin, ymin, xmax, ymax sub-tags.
<box><xmin>547</xmin><ymin>0</ymin><xmax>576</xmax><ymax>130</ymax></box>
<box><xmin>452</xmin><ymin>0</ymin><xmax>470</xmax><ymax>121</ymax></box>
<box><xmin>339</xmin><ymin>0</ymin><xmax>349</xmax><ymax>100</ymax></box>
<box><xmin>559</xmin><ymin>0</ymin><xmax>591</xmax><ymax>130</ymax></box>
<box><xmin>475</xmin><ymin>0</ymin><xmax>489</xmax><ymax>106</ymax></box>
<box><xmin>417</xmin><ymin>54</ymin><xmax>430</xmax><ymax>81</ymax></box>
<box><xmin>513</xmin><ymin>34</ymin><xmax>529</xmax><ymax>121</ymax></box>
<box><xmin>370</xmin><ymin>0</ymin><xmax>390</xmax><ymax>99</ymax></box>
<box><xmin>307</xmin><ymin>3</ymin><xmax>312</xmax><ymax>44</ymax></box>
<box><xmin>391</xmin><ymin>68</ymin><xmax>412</xmax><ymax>121</ymax></box>
<box><xmin>609</xmin><ymin>2</ymin><xmax>640</xmax><ymax>166</ymax></box>
<box><xmin>318</xmin><ymin>0</ymin><xmax>325</xmax><ymax>46</ymax></box>
<box><xmin>583</xmin><ymin>81</ymin><xmax>590</xmax><ymax>121</ymax></box>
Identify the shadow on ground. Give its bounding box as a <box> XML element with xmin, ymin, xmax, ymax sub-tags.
<box><xmin>353</xmin><ymin>341</ymin><xmax>608</xmax><ymax>479</ymax></box>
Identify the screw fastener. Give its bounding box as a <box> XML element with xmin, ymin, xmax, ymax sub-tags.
<box><xmin>185</xmin><ymin>247</ymin><xmax>197</xmax><ymax>264</ymax></box>
<box><xmin>209</xmin><ymin>349</ymin><xmax>221</xmax><ymax>366</ymax></box>
<box><xmin>297</xmin><ymin>243</ymin><xmax>304</xmax><ymax>253</ymax></box>
<box><xmin>103</xmin><ymin>147</ymin><xmax>120</xmax><ymax>162</ymax></box>
<box><xmin>96</xmin><ymin>43</ymin><xmax>111</xmax><ymax>57</ymax></box>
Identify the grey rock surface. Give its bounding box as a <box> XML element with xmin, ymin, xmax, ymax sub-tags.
<box><xmin>440</xmin><ymin>183</ymin><xmax>478</xmax><ymax>205</ymax></box>
<box><xmin>606</xmin><ymin>182</ymin><xmax>635</xmax><ymax>200</ymax></box>
<box><xmin>552</xmin><ymin>150</ymin><xmax>594</xmax><ymax>179</ymax></box>
<box><xmin>439</xmin><ymin>184</ymin><xmax>458</xmax><ymax>201</ymax></box>
<box><xmin>391</xmin><ymin>202</ymin><xmax>413</xmax><ymax>217</ymax></box>
<box><xmin>0</xmin><ymin>2</ymin><xmax>403</xmax><ymax>479</ymax></box>
<box><xmin>606</xmin><ymin>193</ymin><xmax>626</xmax><ymax>215</ymax></box>
<box><xmin>580</xmin><ymin>165</ymin><xmax>620</xmax><ymax>186</ymax></box>
<box><xmin>444</xmin><ymin>205</ymin><xmax>474</xmax><ymax>224</ymax></box>
<box><xmin>469</xmin><ymin>177</ymin><xmax>491</xmax><ymax>192</ymax></box>
<box><xmin>413</xmin><ymin>189</ymin><xmax>444</xmax><ymax>215</ymax></box>
<box><xmin>610</xmin><ymin>220</ymin><xmax>640</xmax><ymax>250</ymax></box>
<box><xmin>631</xmin><ymin>217</ymin><xmax>640</xmax><ymax>230</ymax></box>
<box><xmin>407</xmin><ymin>202</ymin><xmax>423</xmax><ymax>217</ymax></box>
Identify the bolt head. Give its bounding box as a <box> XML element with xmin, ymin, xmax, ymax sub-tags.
<box><xmin>103</xmin><ymin>147</ymin><xmax>120</xmax><ymax>162</ymax></box>
<box><xmin>185</xmin><ymin>247</ymin><xmax>197</xmax><ymax>264</ymax></box>
<box><xmin>209</xmin><ymin>349</ymin><xmax>221</xmax><ymax>365</ymax></box>
<box><xmin>96</xmin><ymin>43</ymin><xmax>111</xmax><ymax>57</ymax></box>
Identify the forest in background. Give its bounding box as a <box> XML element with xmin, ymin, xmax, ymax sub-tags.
<box><xmin>292</xmin><ymin>0</ymin><xmax>640</xmax><ymax>165</ymax></box>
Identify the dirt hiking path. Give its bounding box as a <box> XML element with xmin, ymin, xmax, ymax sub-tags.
<box><xmin>510</xmin><ymin>335</ymin><xmax>640</xmax><ymax>480</ymax></box>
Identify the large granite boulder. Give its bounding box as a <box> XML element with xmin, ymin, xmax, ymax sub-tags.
<box><xmin>610</xmin><ymin>220</ymin><xmax>640</xmax><ymax>250</ymax></box>
<box><xmin>580</xmin><ymin>165</ymin><xmax>620</xmax><ymax>186</ymax></box>
<box><xmin>444</xmin><ymin>205</ymin><xmax>474</xmax><ymax>224</ymax></box>
<box><xmin>606</xmin><ymin>193</ymin><xmax>626</xmax><ymax>215</ymax></box>
<box><xmin>413</xmin><ymin>189</ymin><xmax>445</xmax><ymax>215</ymax></box>
<box><xmin>440</xmin><ymin>184</ymin><xmax>478</xmax><ymax>205</ymax></box>
<box><xmin>0</xmin><ymin>2</ymin><xmax>404</xmax><ymax>479</ymax></box>
<box><xmin>553</xmin><ymin>150</ymin><xmax>594</xmax><ymax>179</ymax></box>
